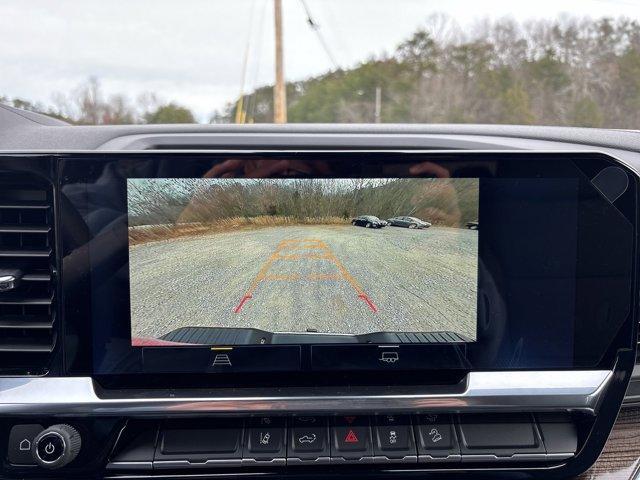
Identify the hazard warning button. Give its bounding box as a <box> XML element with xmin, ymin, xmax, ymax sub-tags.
<box><xmin>345</xmin><ymin>430</ymin><xmax>359</xmax><ymax>444</ymax></box>
<box><xmin>331</xmin><ymin>416</ymin><xmax>373</xmax><ymax>464</ymax></box>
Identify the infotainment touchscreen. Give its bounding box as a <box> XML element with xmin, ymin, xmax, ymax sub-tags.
<box><xmin>126</xmin><ymin>178</ymin><xmax>480</xmax><ymax>345</ymax></box>
<box><xmin>56</xmin><ymin>151</ymin><xmax>636</xmax><ymax>380</ymax></box>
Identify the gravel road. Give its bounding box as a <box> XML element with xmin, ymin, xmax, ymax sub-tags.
<box><xmin>129</xmin><ymin>225</ymin><xmax>478</xmax><ymax>340</ymax></box>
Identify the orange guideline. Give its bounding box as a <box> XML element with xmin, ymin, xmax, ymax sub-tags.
<box><xmin>233</xmin><ymin>238</ymin><xmax>377</xmax><ymax>313</ymax></box>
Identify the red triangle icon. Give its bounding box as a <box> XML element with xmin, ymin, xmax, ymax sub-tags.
<box><xmin>344</xmin><ymin>429</ymin><xmax>359</xmax><ymax>443</ymax></box>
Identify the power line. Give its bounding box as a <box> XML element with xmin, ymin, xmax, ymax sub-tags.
<box><xmin>299</xmin><ymin>0</ymin><xmax>340</xmax><ymax>70</ymax></box>
<box><xmin>235</xmin><ymin>0</ymin><xmax>258</xmax><ymax>123</ymax></box>
<box><xmin>319</xmin><ymin>1</ymin><xmax>352</xmax><ymax>62</ymax></box>
<box><xmin>246</xmin><ymin>0</ymin><xmax>269</xmax><ymax>123</ymax></box>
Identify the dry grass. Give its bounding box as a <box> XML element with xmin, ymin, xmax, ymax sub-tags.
<box><xmin>129</xmin><ymin>216</ymin><xmax>350</xmax><ymax>245</ymax></box>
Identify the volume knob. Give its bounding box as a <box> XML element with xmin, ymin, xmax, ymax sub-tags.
<box><xmin>32</xmin><ymin>424</ymin><xmax>81</xmax><ymax>469</ymax></box>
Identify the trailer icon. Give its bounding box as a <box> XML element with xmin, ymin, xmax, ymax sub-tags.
<box><xmin>379</xmin><ymin>351</ymin><xmax>399</xmax><ymax>364</ymax></box>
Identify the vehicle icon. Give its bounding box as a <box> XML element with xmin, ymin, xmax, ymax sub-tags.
<box><xmin>298</xmin><ymin>434</ymin><xmax>317</xmax><ymax>444</ymax></box>
<box><xmin>379</xmin><ymin>351</ymin><xmax>399</xmax><ymax>364</ymax></box>
<box><xmin>259</xmin><ymin>432</ymin><xmax>271</xmax><ymax>445</ymax></box>
<box><xmin>297</xmin><ymin>416</ymin><xmax>316</xmax><ymax>423</ymax></box>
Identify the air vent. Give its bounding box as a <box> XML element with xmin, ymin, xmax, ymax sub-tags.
<box><xmin>0</xmin><ymin>178</ymin><xmax>56</xmax><ymax>375</ymax></box>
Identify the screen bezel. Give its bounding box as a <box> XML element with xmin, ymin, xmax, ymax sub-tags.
<box><xmin>56</xmin><ymin>151</ymin><xmax>638</xmax><ymax>387</ymax></box>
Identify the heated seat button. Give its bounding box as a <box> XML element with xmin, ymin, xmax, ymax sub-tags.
<box><xmin>415</xmin><ymin>414</ymin><xmax>460</xmax><ymax>463</ymax></box>
<box><xmin>373</xmin><ymin>415</ymin><xmax>417</xmax><ymax>464</ymax></box>
<box><xmin>288</xmin><ymin>416</ymin><xmax>330</xmax><ymax>464</ymax></box>
<box><xmin>331</xmin><ymin>416</ymin><xmax>373</xmax><ymax>464</ymax></box>
<box><xmin>7</xmin><ymin>424</ymin><xmax>43</xmax><ymax>465</ymax></box>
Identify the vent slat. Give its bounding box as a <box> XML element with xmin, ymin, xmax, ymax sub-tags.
<box><xmin>22</xmin><ymin>273</ymin><xmax>51</xmax><ymax>282</ymax></box>
<box><xmin>0</xmin><ymin>295</ymin><xmax>52</xmax><ymax>305</ymax></box>
<box><xmin>0</xmin><ymin>224</ymin><xmax>51</xmax><ymax>233</ymax></box>
<box><xmin>0</xmin><ymin>249</ymin><xmax>51</xmax><ymax>258</ymax></box>
<box><xmin>0</xmin><ymin>318</ymin><xmax>53</xmax><ymax>329</ymax></box>
<box><xmin>0</xmin><ymin>202</ymin><xmax>49</xmax><ymax>209</ymax></box>
<box><xmin>0</xmin><ymin>180</ymin><xmax>56</xmax><ymax>374</ymax></box>
<box><xmin>0</xmin><ymin>342</ymin><xmax>54</xmax><ymax>353</ymax></box>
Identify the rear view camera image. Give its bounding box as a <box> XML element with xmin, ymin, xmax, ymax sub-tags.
<box><xmin>127</xmin><ymin>178</ymin><xmax>479</xmax><ymax>345</ymax></box>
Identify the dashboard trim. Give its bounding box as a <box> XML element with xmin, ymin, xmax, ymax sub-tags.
<box><xmin>1</xmin><ymin>147</ymin><xmax>636</xmax><ymax>178</ymax></box>
<box><xmin>0</xmin><ymin>371</ymin><xmax>612</xmax><ymax>416</ymax></box>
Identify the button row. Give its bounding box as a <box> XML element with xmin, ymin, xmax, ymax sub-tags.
<box><xmin>140</xmin><ymin>344</ymin><xmax>469</xmax><ymax>374</ymax></box>
<box><xmin>106</xmin><ymin>413</ymin><xmax>577</xmax><ymax>471</ymax></box>
<box><xmin>152</xmin><ymin>415</ymin><xmax>431</xmax><ymax>468</ymax></box>
<box><xmin>289</xmin><ymin>415</ymin><xmax>418</xmax><ymax>465</ymax></box>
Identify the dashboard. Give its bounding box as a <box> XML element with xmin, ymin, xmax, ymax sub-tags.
<box><xmin>0</xmin><ymin>104</ymin><xmax>638</xmax><ymax>480</ymax></box>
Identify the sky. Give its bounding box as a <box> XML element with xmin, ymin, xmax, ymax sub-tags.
<box><xmin>2</xmin><ymin>0</ymin><xmax>640</xmax><ymax>122</ymax></box>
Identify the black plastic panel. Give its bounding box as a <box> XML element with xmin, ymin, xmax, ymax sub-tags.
<box><xmin>105</xmin><ymin>413</ymin><xmax>579</xmax><ymax>472</ymax></box>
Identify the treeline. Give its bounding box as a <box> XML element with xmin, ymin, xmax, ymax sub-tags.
<box><xmin>9</xmin><ymin>14</ymin><xmax>633</xmax><ymax>128</ymax></box>
<box><xmin>128</xmin><ymin>178</ymin><xmax>479</xmax><ymax>229</ymax></box>
<box><xmin>225</xmin><ymin>15</ymin><xmax>640</xmax><ymax>128</ymax></box>
<box><xmin>1</xmin><ymin>78</ymin><xmax>195</xmax><ymax>125</ymax></box>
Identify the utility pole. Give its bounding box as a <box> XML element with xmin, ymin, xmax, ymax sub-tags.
<box><xmin>273</xmin><ymin>0</ymin><xmax>287</xmax><ymax>123</ymax></box>
<box><xmin>374</xmin><ymin>86</ymin><xmax>382</xmax><ymax>123</ymax></box>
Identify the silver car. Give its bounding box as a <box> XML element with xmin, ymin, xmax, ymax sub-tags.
<box><xmin>387</xmin><ymin>216</ymin><xmax>432</xmax><ymax>229</ymax></box>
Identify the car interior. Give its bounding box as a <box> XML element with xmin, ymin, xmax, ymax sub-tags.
<box><xmin>0</xmin><ymin>104</ymin><xmax>638</xmax><ymax>480</ymax></box>
<box><xmin>1</xmin><ymin>2</ymin><xmax>640</xmax><ymax>480</ymax></box>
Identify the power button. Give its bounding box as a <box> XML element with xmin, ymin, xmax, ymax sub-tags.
<box><xmin>32</xmin><ymin>424</ymin><xmax>81</xmax><ymax>469</ymax></box>
<box><xmin>36</xmin><ymin>433</ymin><xmax>65</xmax><ymax>463</ymax></box>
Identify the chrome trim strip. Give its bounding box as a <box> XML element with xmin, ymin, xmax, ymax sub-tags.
<box><xmin>0</xmin><ymin>371</ymin><xmax>612</xmax><ymax>415</ymax></box>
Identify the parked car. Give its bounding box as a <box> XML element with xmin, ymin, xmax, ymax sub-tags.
<box><xmin>387</xmin><ymin>216</ymin><xmax>432</xmax><ymax>229</ymax></box>
<box><xmin>466</xmin><ymin>221</ymin><xmax>479</xmax><ymax>230</ymax></box>
<box><xmin>351</xmin><ymin>215</ymin><xmax>386</xmax><ymax>228</ymax></box>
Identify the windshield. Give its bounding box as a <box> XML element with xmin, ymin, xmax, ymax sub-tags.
<box><xmin>2</xmin><ymin>0</ymin><xmax>640</xmax><ymax>128</ymax></box>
